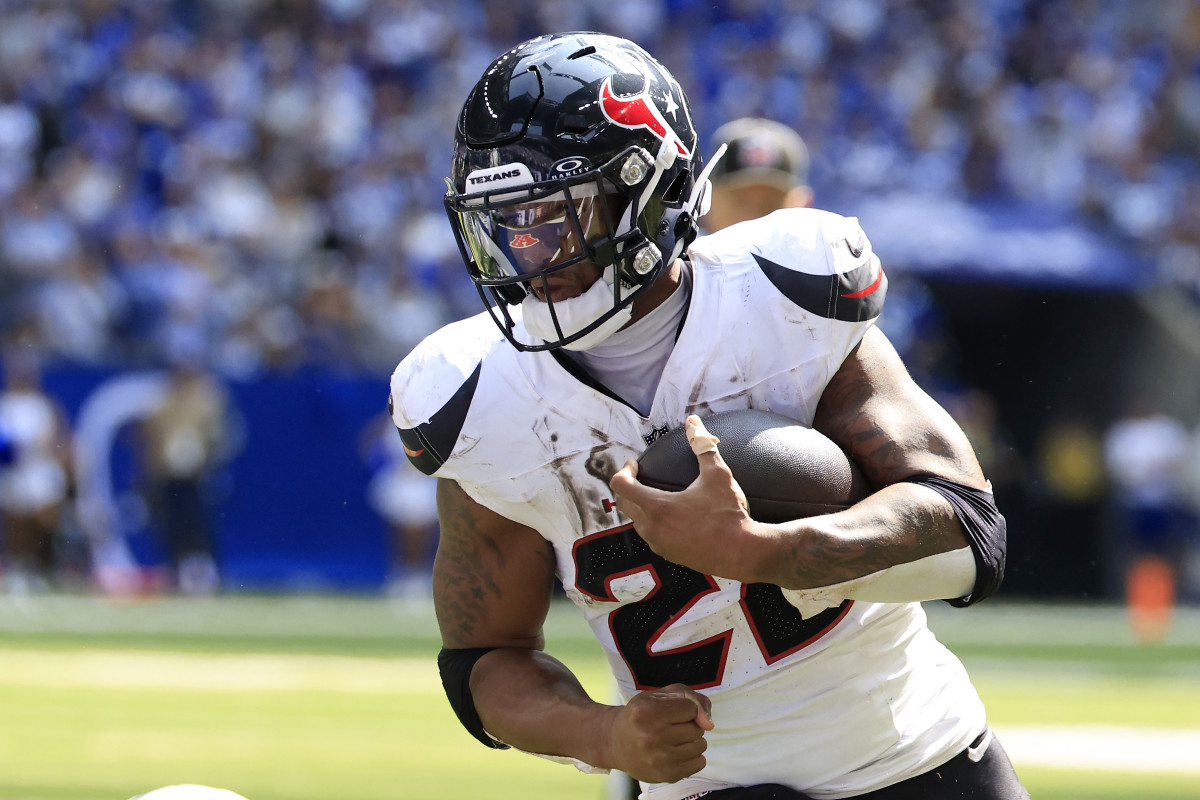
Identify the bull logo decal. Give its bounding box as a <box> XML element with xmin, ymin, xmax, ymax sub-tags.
<box><xmin>599</xmin><ymin>76</ymin><xmax>691</xmax><ymax>158</ymax></box>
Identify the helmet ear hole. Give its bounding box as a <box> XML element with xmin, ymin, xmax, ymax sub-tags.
<box><xmin>662</xmin><ymin>170</ymin><xmax>692</xmax><ymax>204</ymax></box>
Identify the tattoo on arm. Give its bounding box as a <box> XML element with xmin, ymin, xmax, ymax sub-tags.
<box><xmin>780</xmin><ymin>487</ymin><xmax>963</xmax><ymax>586</ymax></box>
<box><xmin>435</xmin><ymin>480</ymin><xmax>503</xmax><ymax>642</ymax></box>
<box><xmin>434</xmin><ymin>479</ymin><xmax>555</xmax><ymax>645</ymax></box>
<box><xmin>815</xmin><ymin>330</ymin><xmax>982</xmax><ymax>488</ymax></box>
<box><xmin>815</xmin><ymin>363</ymin><xmax>908</xmax><ymax>488</ymax></box>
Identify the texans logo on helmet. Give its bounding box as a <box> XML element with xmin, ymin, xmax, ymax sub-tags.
<box><xmin>510</xmin><ymin>233</ymin><xmax>539</xmax><ymax>248</ymax></box>
<box><xmin>599</xmin><ymin>77</ymin><xmax>691</xmax><ymax>157</ymax></box>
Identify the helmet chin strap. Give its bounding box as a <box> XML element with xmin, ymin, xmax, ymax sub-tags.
<box><xmin>520</xmin><ymin>266</ymin><xmax>633</xmax><ymax>351</ymax></box>
<box><xmin>637</xmin><ymin>137</ymin><xmax>678</xmax><ymax>219</ymax></box>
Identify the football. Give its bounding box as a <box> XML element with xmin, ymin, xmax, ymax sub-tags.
<box><xmin>637</xmin><ymin>408</ymin><xmax>870</xmax><ymax>522</ymax></box>
<box><xmin>130</xmin><ymin>787</ymin><xmax>250</xmax><ymax>800</ymax></box>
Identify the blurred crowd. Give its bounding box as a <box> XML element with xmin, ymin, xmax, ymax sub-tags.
<box><xmin>0</xmin><ymin>0</ymin><xmax>1198</xmax><ymax>376</ymax></box>
<box><xmin>1</xmin><ymin>0</ymin><xmax>1200</xmax><ymax>610</ymax></box>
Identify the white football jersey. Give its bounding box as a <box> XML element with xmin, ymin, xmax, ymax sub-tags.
<box><xmin>390</xmin><ymin>208</ymin><xmax>986</xmax><ymax>800</ymax></box>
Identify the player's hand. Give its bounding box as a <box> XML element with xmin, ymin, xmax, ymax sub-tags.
<box><xmin>611</xmin><ymin>415</ymin><xmax>758</xmax><ymax>581</ymax></box>
<box><xmin>603</xmin><ymin>683</ymin><xmax>714</xmax><ymax>783</ymax></box>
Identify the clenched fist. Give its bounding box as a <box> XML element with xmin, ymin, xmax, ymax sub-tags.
<box><xmin>602</xmin><ymin>683</ymin><xmax>714</xmax><ymax>784</ymax></box>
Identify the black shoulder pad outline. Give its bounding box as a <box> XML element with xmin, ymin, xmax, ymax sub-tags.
<box><xmin>394</xmin><ymin>362</ymin><xmax>482</xmax><ymax>476</ymax></box>
<box><xmin>752</xmin><ymin>251</ymin><xmax>886</xmax><ymax>322</ymax></box>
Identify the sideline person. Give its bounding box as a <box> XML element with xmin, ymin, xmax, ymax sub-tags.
<box><xmin>704</xmin><ymin>117</ymin><xmax>813</xmax><ymax>232</ymax></box>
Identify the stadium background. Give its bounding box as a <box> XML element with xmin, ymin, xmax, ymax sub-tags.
<box><xmin>3</xmin><ymin>0</ymin><xmax>1198</xmax><ymax>600</ymax></box>
<box><xmin>0</xmin><ymin>2</ymin><xmax>1199</xmax><ymax>798</ymax></box>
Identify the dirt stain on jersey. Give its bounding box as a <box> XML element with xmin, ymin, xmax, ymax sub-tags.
<box><xmin>685</xmin><ymin>386</ymin><xmax>756</xmax><ymax>422</ymax></box>
<box><xmin>539</xmin><ymin>422</ymin><xmax>627</xmax><ymax>531</ymax></box>
<box><xmin>584</xmin><ymin>442</ymin><xmax>620</xmax><ymax>484</ymax></box>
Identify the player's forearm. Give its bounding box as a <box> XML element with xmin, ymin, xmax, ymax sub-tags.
<box><xmin>749</xmin><ymin>481</ymin><xmax>970</xmax><ymax>591</ymax></box>
<box><xmin>470</xmin><ymin>647</ymin><xmax>618</xmax><ymax>768</ymax></box>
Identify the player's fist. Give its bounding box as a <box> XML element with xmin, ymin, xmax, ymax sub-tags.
<box><xmin>603</xmin><ymin>684</ymin><xmax>714</xmax><ymax>783</ymax></box>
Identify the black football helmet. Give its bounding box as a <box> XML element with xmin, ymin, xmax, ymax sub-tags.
<box><xmin>445</xmin><ymin>32</ymin><xmax>706</xmax><ymax>351</ymax></box>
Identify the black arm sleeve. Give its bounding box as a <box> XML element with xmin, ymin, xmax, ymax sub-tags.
<box><xmin>437</xmin><ymin>647</ymin><xmax>510</xmax><ymax>750</ymax></box>
<box><xmin>905</xmin><ymin>475</ymin><xmax>1007</xmax><ymax>607</ymax></box>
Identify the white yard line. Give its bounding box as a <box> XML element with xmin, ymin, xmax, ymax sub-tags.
<box><xmin>998</xmin><ymin>724</ymin><xmax>1200</xmax><ymax>775</ymax></box>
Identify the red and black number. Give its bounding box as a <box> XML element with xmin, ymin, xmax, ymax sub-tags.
<box><xmin>573</xmin><ymin>525</ymin><xmax>851</xmax><ymax>690</ymax></box>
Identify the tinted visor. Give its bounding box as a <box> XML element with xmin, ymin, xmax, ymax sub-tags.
<box><xmin>456</xmin><ymin>181</ymin><xmax>625</xmax><ymax>283</ymax></box>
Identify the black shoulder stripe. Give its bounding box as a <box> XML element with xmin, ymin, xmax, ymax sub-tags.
<box><xmin>396</xmin><ymin>362</ymin><xmax>482</xmax><ymax>475</ymax></box>
<box><xmin>753</xmin><ymin>252</ymin><xmax>886</xmax><ymax>322</ymax></box>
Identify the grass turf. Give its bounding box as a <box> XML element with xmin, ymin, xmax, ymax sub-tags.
<box><xmin>0</xmin><ymin>595</ymin><xmax>1196</xmax><ymax>800</ymax></box>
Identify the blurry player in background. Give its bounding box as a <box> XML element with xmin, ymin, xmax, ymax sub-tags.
<box><xmin>1102</xmin><ymin>396</ymin><xmax>1191</xmax><ymax>642</ymax></box>
<box><xmin>0</xmin><ymin>345</ymin><xmax>73</xmax><ymax>595</ymax></box>
<box><xmin>135</xmin><ymin>356</ymin><xmax>237</xmax><ymax>596</ymax></box>
<box><xmin>704</xmin><ymin>117</ymin><xmax>813</xmax><ymax>233</ymax></box>
<box><xmin>390</xmin><ymin>32</ymin><xmax>1027</xmax><ymax>800</ymax></box>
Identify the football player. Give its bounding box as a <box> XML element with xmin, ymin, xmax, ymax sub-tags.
<box><xmin>390</xmin><ymin>32</ymin><xmax>1028</xmax><ymax>800</ymax></box>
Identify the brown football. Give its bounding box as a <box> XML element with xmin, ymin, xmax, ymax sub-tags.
<box><xmin>637</xmin><ymin>409</ymin><xmax>871</xmax><ymax>522</ymax></box>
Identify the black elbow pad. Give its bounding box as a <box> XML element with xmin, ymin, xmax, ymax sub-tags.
<box><xmin>437</xmin><ymin>647</ymin><xmax>510</xmax><ymax>750</ymax></box>
<box><xmin>906</xmin><ymin>475</ymin><xmax>1007</xmax><ymax>606</ymax></box>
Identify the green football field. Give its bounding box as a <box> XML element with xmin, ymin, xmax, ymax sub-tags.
<box><xmin>1</xmin><ymin>594</ymin><xmax>1197</xmax><ymax>800</ymax></box>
